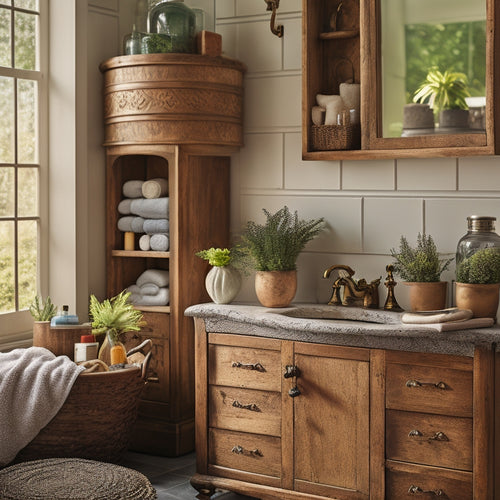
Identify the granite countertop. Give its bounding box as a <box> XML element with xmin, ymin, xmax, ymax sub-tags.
<box><xmin>184</xmin><ymin>302</ymin><xmax>500</xmax><ymax>357</ymax></box>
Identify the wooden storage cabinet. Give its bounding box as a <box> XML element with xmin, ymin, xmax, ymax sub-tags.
<box><xmin>191</xmin><ymin>319</ymin><xmax>498</xmax><ymax>499</ymax></box>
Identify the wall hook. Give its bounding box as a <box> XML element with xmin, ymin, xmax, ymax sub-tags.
<box><xmin>264</xmin><ymin>0</ymin><xmax>284</xmax><ymax>38</ymax></box>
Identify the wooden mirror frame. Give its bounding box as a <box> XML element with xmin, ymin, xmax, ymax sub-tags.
<box><xmin>302</xmin><ymin>0</ymin><xmax>500</xmax><ymax>160</ymax></box>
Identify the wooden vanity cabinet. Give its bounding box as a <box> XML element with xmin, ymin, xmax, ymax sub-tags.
<box><xmin>192</xmin><ymin>319</ymin><xmax>497</xmax><ymax>499</ymax></box>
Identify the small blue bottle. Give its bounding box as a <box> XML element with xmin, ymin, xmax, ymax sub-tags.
<box><xmin>50</xmin><ymin>305</ymin><xmax>79</xmax><ymax>326</ymax></box>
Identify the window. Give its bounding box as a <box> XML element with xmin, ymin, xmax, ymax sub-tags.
<box><xmin>0</xmin><ymin>0</ymin><xmax>43</xmax><ymax>315</ymax></box>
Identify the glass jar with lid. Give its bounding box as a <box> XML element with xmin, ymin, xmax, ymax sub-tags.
<box><xmin>149</xmin><ymin>0</ymin><xmax>196</xmax><ymax>53</ymax></box>
<box><xmin>456</xmin><ymin>215</ymin><xmax>500</xmax><ymax>270</ymax></box>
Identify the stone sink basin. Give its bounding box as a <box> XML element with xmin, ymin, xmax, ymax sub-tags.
<box><xmin>278</xmin><ymin>304</ymin><xmax>404</xmax><ymax>325</ymax></box>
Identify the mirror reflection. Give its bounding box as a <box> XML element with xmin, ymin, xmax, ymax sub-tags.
<box><xmin>381</xmin><ymin>0</ymin><xmax>486</xmax><ymax>138</ymax></box>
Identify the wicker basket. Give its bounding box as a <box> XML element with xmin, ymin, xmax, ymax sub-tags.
<box><xmin>14</xmin><ymin>341</ymin><xmax>152</xmax><ymax>464</ymax></box>
<box><xmin>311</xmin><ymin>124</ymin><xmax>361</xmax><ymax>151</ymax></box>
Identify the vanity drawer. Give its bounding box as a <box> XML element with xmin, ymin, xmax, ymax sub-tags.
<box><xmin>209</xmin><ymin>385</ymin><xmax>281</xmax><ymax>436</ymax></box>
<box><xmin>208</xmin><ymin>428</ymin><xmax>281</xmax><ymax>478</ymax></box>
<box><xmin>208</xmin><ymin>343</ymin><xmax>281</xmax><ymax>391</ymax></box>
<box><xmin>385</xmin><ymin>358</ymin><xmax>473</xmax><ymax>417</ymax></box>
<box><xmin>386</xmin><ymin>461</ymin><xmax>472</xmax><ymax>500</ymax></box>
<box><xmin>386</xmin><ymin>409</ymin><xmax>472</xmax><ymax>471</ymax></box>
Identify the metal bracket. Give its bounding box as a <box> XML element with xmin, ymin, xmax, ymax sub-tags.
<box><xmin>264</xmin><ymin>0</ymin><xmax>284</xmax><ymax>38</ymax></box>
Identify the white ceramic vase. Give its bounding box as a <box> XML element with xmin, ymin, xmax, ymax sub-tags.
<box><xmin>205</xmin><ymin>265</ymin><xmax>242</xmax><ymax>304</ymax></box>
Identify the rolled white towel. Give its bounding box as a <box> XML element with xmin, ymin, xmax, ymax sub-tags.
<box><xmin>136</xmin><ymin>269</ymin><xmax>169</xmax><ymax>288</ymax></box>
<box><xmin>142</xmin><ymin>178</ymin><xmax>168</xmax><ymax>199</ymax></box>
<box><xmin>117</xmin><ymin>216</ymin><xmax>145</xmax><ymax>233</ymax></box>
<box><xmin>130</xmin><ymin>197</ymin><xmax>169</xmax><ymax>219</ymax></box>
<box><xmin>143</xmin><ymin>219</ymin><xmax>169</xmax><ymax>234</ymax></box>
<box><xmin>129</xmin><ymin>287</ymin><xmax>169</xmax><ymax>306</ymax></box>
<box><xmin>150</xmin><ymin>233</ymin><xmax>169</xmax><ymax>252</ymax></box>
<box><xmin>122</xmin><ymin>180</ymin><xmax>144</xmax><ymax>198</ymax></box>
<box><xmin>118</xmin><ymin>199</ymin><xmax>133</xmax><ymax>215</ymax></box>
<box><xmin>140</xmin><ymin>283</ymin><xmax>160</xmax><ymax>296</ymax></box>
<box><xmin>139</xmin><ymin>234</ymin><xmax>151</xmax><ymax>251</ymax></box>
<box><xmin>126</xmin><ymin>284</ymin><xmax>142</xmax><ymax>295</ymax></box>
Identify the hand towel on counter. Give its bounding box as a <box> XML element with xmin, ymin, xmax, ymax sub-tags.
<box><xmin>129</xmin><ymin>287</ymin><xmax>170</xmax><ymax>306</ymax></box>
<box><xmin>143</xmin><ymin>218</ymin><xmax>169</xmax><ymax>234</ymax></box>
<box><xmin>401</xmin><ymin>317</ymin><xmax>494</xmax><ymax>332</ymax></box>
<box><xmin>136</xmin><ymin>268</ymin><xmax>169</xmax><ymax>288</ymax></box>
<box><xmin>117</xmin><ymin>216</ymin><xmax>145</xmax><ymax>233</ymax></box>
<box><xmin>150</xmin><ymin>233</ymin><xmax>169</xmax><ymax>252</ymax></box>
<box><xmin>122</xmin><ymin>180</ymin><xmax>144</xmax><ymax>198</ymax></box>
<box><xmin>130</xmin><ymin>197</ymin><xmax>169</xmax><ymax>219</ymax></box>
<box><xmin>142</xmin><ymin>178</ymin><xmax>168</xmax><ymax>199</ymax></box>
<box><xmin>117</xmin><ymin>198</ymin><xmax>133</xmax><ymax>215</ymax></box>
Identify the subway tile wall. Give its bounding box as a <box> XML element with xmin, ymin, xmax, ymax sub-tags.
<box><xmin>217</xmin><ymin>2</ymin><xmax>500</xmax><ymax>309</ymax></box>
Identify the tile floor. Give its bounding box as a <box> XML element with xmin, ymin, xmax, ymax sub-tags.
<box><xmin>120</xmin><ymin>450</ymin><xmax>258</xmax><ymax>500</ymax></box>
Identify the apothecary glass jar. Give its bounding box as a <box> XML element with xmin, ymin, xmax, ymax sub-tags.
<box><xmin>456</xmin><ymin>215</ymin><xmax>500</xmax><ymax>269</ymax></box>
<box><xmin>149</xmin><ymin>0</ymin><xmax>196</xmax><ymax>53</ymax></box>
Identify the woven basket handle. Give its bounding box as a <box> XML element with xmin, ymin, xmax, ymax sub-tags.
<box><xmin>126</xmin><ymin>338</ymin><xmax>153</xmax><ymax>381</ymax></box>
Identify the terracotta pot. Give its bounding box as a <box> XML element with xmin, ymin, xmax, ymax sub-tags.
<box><xmin>33</xmin><ymin>321</ymin><xmax>92</xmax><ymax>360</ymax></box>
<box><xmin>455</xmin><ymin>282</ymin><xmax>500</xmax><ymax>319</ymax></box>
<box><xmin>255</xmin><ymin>270</ymin><xmax>297</xmax><ymax>308</ymax></box>
<box><xmin>404</xmin><ymin>281</ymin><xmax>448</xmax><ymax>311</ymax></box>
<box><xmin>205</xmin><ymin>265</ymin><xmax>242</xmax><ymax>304</ymax></box>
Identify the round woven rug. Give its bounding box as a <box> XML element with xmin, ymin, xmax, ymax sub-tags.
<box><xmin>0</xmin><ymin>458</ymin><xmax>157</xmax><ymax>500</ymax></box>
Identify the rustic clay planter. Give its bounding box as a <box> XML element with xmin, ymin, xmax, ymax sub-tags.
<box><xmin>205</xmin><ymin>265</ymin><xmax>242</xmax><ymax>304</ymax></box>
<box><xmin>404</xmin><ymin>281</ymin><xmax>448</xmax><ymax>311</ymax></box>
<box><xmin>455</xmin><ymin>282</ymin><xmax>500</xmax><ymax>319</ymax></box>
<box><xmin>33</xmin><ymin>321</ymin><xmax>92</xmax><ymax>360</ymax></box>
<box><xmin>255</xmin><ymin>270</ymin><xmax>297</xmax><ymax>308</ymax></box>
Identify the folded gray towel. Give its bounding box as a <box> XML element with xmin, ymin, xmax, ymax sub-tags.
<box><xmin>142</xmin><ymin>178</ymin><xmax>168</xmax><ymax>199</ymax></box>
<box><xmin>130</xmin><ymin>197</ymin><xmax>169</xmax><ymax>219</ymax></box>
<box><xmin>130</xmin><ymin>287</ymin><xmax>169</xmax><ymax>306</ymax></box>
<box><xmin>139</xmin><ymin>234</ymin><xmax>150</xmax><ymax>251</ymax></box>
<box><xmin>143</xmin><ymin>219</ymin><xmax>169</xmax><ymax>234</ymax></box>
<box><xmin>150</xmin><ymin>233</ymin><xmax>169</xmax><ymax>252</ymax></box>
<box><xmin>117</xmin><ymin>199</ymin><xmax>132</xmax><ymax>214</ymax></box>
<box><xmin>117</xmin><ymin>216</ymin><xmax>145</xmax><ymax>233</ymax></box>
<box><xmin>136</xmin><ymin>269</ymin><xmax>169</xmax><ymax>288</ymax></box>
<box><xmin>122</xmin><ymin>180</ymin><xmax>144</xmax><ymax>198</ymax></box>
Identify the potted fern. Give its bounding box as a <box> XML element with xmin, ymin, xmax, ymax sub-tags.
<box><xmin>241</xmin><ymin>206</ymin><xmax>324</xmax><ymax>308</ymax></box>
<box><xmin>413</xmin><ymin>68</ymin><xmax>470</xmax><ymax>129</ymax></box>
<box><xmin>390</xmin><ymin>233</ymin><xmax>453</xmax><ymax>311</ymax></box>
<box><xmin>195</xmin><ymin>247</ymin><xmax>242</xmax><ymax>304</ymax></box>
<box><xmin>455</xmin><ymin>248</ymin><xmax>500</xmax><ymax>319</ymax></box>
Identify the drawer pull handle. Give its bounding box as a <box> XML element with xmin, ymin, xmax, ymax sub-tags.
<box><xmin>231</xmin><ymin>445</ymin><xmax>263</xmax><ymax>457</ymax></box>
<box><xmin>408</xmin><ymin>430</ymin><xmax>449</xmax><ymax>442</ymax></box>
<box><xmin>284</xmin><ymin>365</ymin><xmax>300</xmax><ymax>378</ymax></box>
<box><xmin>231</xmin><ymin>361</ymin><xmax>266</xmax><ymax>372</ymax></box>
<box><xmin>406</xmin><ymin>380</ymin><xmax>448</xmax><ymax>390</ymax></box>
<box><xmin>408</xmin><ymin>485</ymin><xmax>444</xmax><ymax>496</ymax></box>
<box><xmin>232</xmin><ymin>400</ymin><xmax>261</xmax><ymax>412</ymax></box>
<box><xmin>146</xmin><ymin>376</ymin><xmax>160</xmax><ymax>383</ymax></box>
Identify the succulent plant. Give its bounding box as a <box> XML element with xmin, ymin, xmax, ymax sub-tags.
<box><xmin>28</xmin><ymin>296</ymin><xmax>58</xmax><ymax>321</ymax></box>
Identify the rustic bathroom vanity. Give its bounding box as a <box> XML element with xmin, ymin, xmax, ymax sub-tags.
<box><xmin>185</xmin><ymin>303</ymin><xmax>500</xmax><ymax>499</ymax></box>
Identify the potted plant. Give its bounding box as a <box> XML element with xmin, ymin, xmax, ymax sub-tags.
<box><xmin>241</xmin><ymin>206</ymin><xmax>324</xmax><ymax>308</ymax></box>
<box><xmin>390</xmin><ymin>233</ymin><xmax>453</xmax><ymax>311</ymax></box>
<box><xmin>29</xmin><ymin>295</ymin><xmax>58</xmax><ymax>347</ymax></box>
<box><xmin>413</xmin><ymin>68</ymin><xmax>470</xmax><ymax>129</ymax></box>
<box><xmin>89</xmin><ymin>290</ymin><xmax>145</xmax><ymax>366</ymax></box>
<box><xmin>196</xmin><ymin>247</ymin><xmax>242</xmax><ymax>304</ymax></box>
<box><xmin>455</xmin><ymin>247</ymin><xmax>500</xmax><ymax>319</ymax></box>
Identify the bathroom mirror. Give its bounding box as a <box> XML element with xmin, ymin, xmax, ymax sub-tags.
<box><xmin>361</xmin><ymin>0</ymin><xmax>499</xmax><ymax>156</ymax></box>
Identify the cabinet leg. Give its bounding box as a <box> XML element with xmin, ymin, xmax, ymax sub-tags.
<box><xmin>190</xmin><ymin>476</ymin><xmax>216</xmax><ymax>500</ymax></box>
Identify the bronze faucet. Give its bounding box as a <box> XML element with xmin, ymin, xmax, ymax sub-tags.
<box><xmin>323</xmin><ymin>265</ymin><xmax>381</xmax><ymax>308</ymax></box>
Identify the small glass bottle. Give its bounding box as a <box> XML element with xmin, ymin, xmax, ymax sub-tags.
<box><xmin>123</xmin><ymin>25</ymin><xmax>143</xmax><ymax>55</ymax></box>
<box><xmin>456</xmin><ymin>216</ymin><xmax>500</xmax><ymax>270</ymax></box>
<box><xmin>149</xmin><ymin>0</ymin><xmax>196</xmax><ymax>53</ymax></box>
<box><xmin>50</xmin><ymin>305</ymin><xmax>79</xmax><ymax>326</ymax></box>
<box><xmin>99</xmin><ymin>331</ymin><xmax>127</xmax><ymax>366</ymax></box>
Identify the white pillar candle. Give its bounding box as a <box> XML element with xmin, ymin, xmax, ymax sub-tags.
<box><xmin>324</xmin><ymin>98</ymin><xmax>345</xmax><ymax>126</ymax></box>
<box><xmin>339</xmin><ymin>83</ymin><xmax>360</xmax><ymax>123</ymax></box>
<box><xmin>311</xmin><ymin>106</ymin><xmax>326</xmax><ymax>125</ymax></box>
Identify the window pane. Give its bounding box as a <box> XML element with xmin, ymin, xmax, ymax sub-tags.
<box><xmin>0</xmin><ymin>77</ymin><xmax>15</xmax><ymax>163</ymax></box>
<box><xmin>14</xmin><ymin>11</ymin><xmax>37</xmax><ymax>70</ymax></box>
<box><xmin>18</xmin><ymin>167</ymin><xmax>38</xmax><ymax>216</ymax></box>
<box><xmin>0</xmin><ymin>221</ymin><xmax>15</xmax><ymax>313</ymax></box>
<box><xmin>0</xmin><ymin>167</ymin><xmax>14</xmax><ymax>216</ymax></box>
<box><xmin>14</xmin><ymin>0</ymin><xmax>38</xmax><ymax>10</ymax></box>
<box><xmin>18</xmin><ymin>219</ymin><xmax>37</xmax><ymax>310</ymax></box>
<box><xmin>17</xmin><ymin>78</ymin><xmax>37</xmax><ymax>163</ymax></box>
<box><xmin>0</xmin><ymin>7</ymin><xmax>12</xmax><ymax>67</ymax></box>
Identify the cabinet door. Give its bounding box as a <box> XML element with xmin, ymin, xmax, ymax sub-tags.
<box><xmin>292</xmin><ymin>343</ymin><xmax>370</xmax><ymax>498</ymax></box>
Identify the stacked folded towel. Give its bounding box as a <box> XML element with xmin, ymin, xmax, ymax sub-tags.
<box><xmin>127</xmin><ymin>269</ymin><xmax>170</xmax><ymax>306</ymax></box>
<box><xmin>117</xmin><ymin>178</ymin><xmax>169</xmax><ymax>252</ymax></box>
